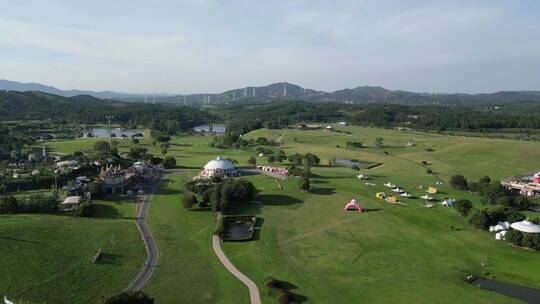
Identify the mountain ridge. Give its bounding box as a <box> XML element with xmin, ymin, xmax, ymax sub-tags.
<box><xmin>2</xmin><ymin>79</ymin><xmax>540</xmax><ymax>104</ymax></box>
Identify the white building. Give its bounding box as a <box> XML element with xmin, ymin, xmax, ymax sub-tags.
<box><xmin>200</xmin><ymin>156</ymin><xmax>238</xmax><ymax>178</ymax></box>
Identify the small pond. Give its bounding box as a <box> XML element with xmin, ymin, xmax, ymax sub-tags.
<box><xmin>193</xmin><ymin>124</ymin><xmax>226</xmax><ymax>135</ymax></box>
<box><xmin>83</xmin><ymin>128</ymin><xmax>144</xmax><ymax>138</ymax></box>
<box><xmin>335</xmin><ymin>159</ymin><xmax>360</xmax><ymax>167</ymax></box>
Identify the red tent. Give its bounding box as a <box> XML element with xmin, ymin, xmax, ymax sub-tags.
<box><xmin>344</xmin><ymin>199</ymin><xmax>363</xmax><ymax>212</ymax></box>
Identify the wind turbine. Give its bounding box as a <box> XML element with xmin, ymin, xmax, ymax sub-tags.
<box><xmin>283</xmin><ymin>82</ymin><xmax>287</xmax><ymax>97</ymax></box>
<box><xmin>232</xmin><ymin>92</ymin><xmax>236</xmax><ymax>101</ymax></box>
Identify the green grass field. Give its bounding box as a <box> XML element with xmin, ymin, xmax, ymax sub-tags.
<box><xmin>0</xmin><ymin>198</ymin><xmax>145</xmax><ymax>304</ymax></box>
<box><xmin>41</xmin><ymin>126</ymin><xmax>540</xmax><ymax>303</ymax></box>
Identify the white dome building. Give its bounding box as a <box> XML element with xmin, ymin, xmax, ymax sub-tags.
<box><xmin>201</xmin><ymin>156</ymin><xmax>238</xmax><ymax>178</ymax></box>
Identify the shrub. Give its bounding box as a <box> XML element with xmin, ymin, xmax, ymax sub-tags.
<box><xmin>182</xmin><ymin>194</ymin><xmax>198</xmax><ymax>209</ymax></box>
<box><xmin>450</xmin><ymin>175</ymin><xmax>468</xmax><ymax>190</ymax></box>
<box><xmin>98</xmin><ymin>291</ymin><xmax>154</xmax><ymax>304</ymax></box>
<box><xmin>72</xmin><ymin>201</ymin><xmax>92</xmax><ymax>217</ymax></box>
<box><xmin>299</xmin><ymin>177</ymin><xmax>310</xmax><ymax>192</ymax></box>
<box><xmin>454</xmin><ymin>199</ymin><xmax>473</xmax><ymax>216</ymax></box>
<box><xmin>304</xmin><ymin>153</ymin><xmax>320</xmax><ymax>166</ymax></box>
<box><xmin>478</xmin><ymin>176</ymin><xmax>491</xmax><ymax>184</ymax></box>
<box><xmin>162</xmin><ymin>156</ymin><xmax>176</xmax><ymax>169</ymax></box>
<box><xmin>247</xmin><ymin>156</ymin><xmax>256</xmax><ymax>166</ymax></box>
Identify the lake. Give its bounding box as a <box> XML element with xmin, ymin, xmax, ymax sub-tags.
<box><xmin>193</xmin><ymin>124</ymin><xmax>226</xmax><ymax>135</ymax></box>
<box><xmin>83</xmin><ymin>128</ymin><xmax>143</xmax><ymax>138</ymax></box>
<box><xmin>335</xmin><ymin>159</ymin><xmax>360</xmax><ymax>167</ymax></box>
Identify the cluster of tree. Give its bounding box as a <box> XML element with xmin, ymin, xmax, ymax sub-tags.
<box><xmin>97</xmin><ymin>291</ymin><xmax>153</xmax><ymax>304</ymax></box>
<box><xmin>468</xmin><ymin>206</ymin><xmax>525</xmax><ymax>230</ymax></box>
<box><xmin>349</xmin><ymin>103</ymin><xmax>540</xmax><ymax>132</ymax></box>
<box><xmin>0</xmin><ymin>91</ymin><xmax>214</xmax><ymax>134</ymax></box>
<box><xmin>450</xmin><ymin>175</ymin><xmax>536</xmax><ymax>210</ymax></box>
<box><xmin>345</xmin><ymin>141</ymin><xmax>364</xmax><ymax>149</ymax></box>
<box><xmin>506</xmin><ymin>229</ymin><xmax>540</xmax><ymax>251</ymax></box>
<box><xmin>184</xmin><ymin>179</ymin><xmax>256</xmax><ymax>213</ymax></box>
<box><xmin>219</xmin><ymin>100</ymin><xmax>347</xmax><ymax>135</ymax></box>
<box><xmin>255</xmin><ymin>137</ymin><xmax>279</xmax><ymax>146</ymax></box>
<box><xmin>205</xmin><ymin>179</ymin><xmax>256</xmax><ymax>212</ymax></box>
<box><xmin>0</xmin><ymin>193</ymin><xmax>59</xmax><ymax>214</ymax></box>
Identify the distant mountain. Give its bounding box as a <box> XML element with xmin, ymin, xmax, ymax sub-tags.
<box><xmin>0</xmin><ymin>79</ymin><xmax>142</xmax><ymax>99</ymax></box>
<box><xmin>2</xmin><ymin>79</ymin><xmax>540</xmax><ymax>105</ymax></box>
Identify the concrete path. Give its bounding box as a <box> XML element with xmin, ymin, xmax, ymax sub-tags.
<box><xmin>212</xmin><ymin>235</ymin><xmax>262</xmax><ymax>304</ymax></box>
<box><xmin>126</xmin><ymin>181</ymin><xmax>160</xmax><ymax>291</ymax></box>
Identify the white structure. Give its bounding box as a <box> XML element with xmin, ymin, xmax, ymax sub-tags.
<box><xmin>357</xmin><ymin>174</ymin><xmax>368</xmax><ymax>180</ymax></box>
<box><xmin>4</xmin><ymin>296</ymin><xmax>14</xmax><ymax>304</ymax></box>
<box><xmin>133</xmin><ymin>161</ymin><xmax>146</xmax><ymax>173</ymax></box>
<box><xmin>200</xmin><ymin>156</ymin><xmax>238</xmax><ymax>178</ymax></box>
<box><xmin>384</xmin><ymin>182</ymin><xmax>396</xmax><ymax>188</ymax></box>
<box><xmin>490</xmin><ymin>221</ymin><xmax>510</xmax><ymax>232</ymax></box>
<box><xmin>495</xmin><ymin>230</ymin><xmax>507</xmax><ymax>240</ymax></box>
<box><xmin>510</xmin><ymin>220</ymin><xmax>540</xmax><ymax>233</ymax></box>
<box><xmin>421</xmin><ymin>194</ymin><xmax>433</xmax><ymax>201</ymax></box>
<box><xmin>440</xmin><ymin>199</ymin><xmax>456</xmax><ymax>207</ymax></box>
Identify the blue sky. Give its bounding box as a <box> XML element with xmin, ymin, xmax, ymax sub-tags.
<box><xmin>0</xmin><ymin>0</ymin><xmax>539</xmax><ymax>94</ymax></box>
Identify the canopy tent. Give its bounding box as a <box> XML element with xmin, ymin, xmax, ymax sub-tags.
<box><xmin>421</xmin><ymin>194</ymin><xmax>433</xmax><ymax>201</ymax></box>
<box><xmin>376</xmin><ymin>192</ymin><xmax>386</xmax><ymax>199</ymax></box>
<box><xmin>357</xmin><ymin>174</ymin><xmax>368</xmax><ymax>180</ymax></box>
<box><xmin>490</xmin><ymin>221</ymin><xmax>510</xmax><ymax>232</ymax></box>
<box><xmin>510</xmin><ymin>220</ymin><xmax>540</xmax><ymax>233</ymax></box>
<box><xmin>427</xmin><ymin>187</ymin><xmax>438</xmax><ymax>194</ymax></box>
<box><xmin>344</xmin><ymin>199</ymin><xmax>363</xmax><ymax>212</ymax></box>
<box><xmin>384</xmin><ymin>182</ymin><xmax>396</xmax><ymax>188</ymax></box>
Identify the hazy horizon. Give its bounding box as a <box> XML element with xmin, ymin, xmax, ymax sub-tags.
<box><xmin>1</xmin><ymin>0</ymin><xmax>539</xmax><ymax>94</ymax></box>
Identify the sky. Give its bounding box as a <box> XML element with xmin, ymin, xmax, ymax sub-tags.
<box><xmin>0</xmin><ymin>0</ymin><xmax>539</xmax><ymax>94</ymax></box>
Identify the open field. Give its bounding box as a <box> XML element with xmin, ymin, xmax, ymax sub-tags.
<box><xmin>143</xmin><ymin>173</ymin><xmax>249</xmax><ymax>303</ymax></box>
<box><xmin>0</xmin><ymin>198</ymin><xmax>145</xmax><ymax>303</ymax></box>
<box><xmin>43</xmin><ymin>126</ymin><xmax>540</xmax><ymax>303</ymax></box>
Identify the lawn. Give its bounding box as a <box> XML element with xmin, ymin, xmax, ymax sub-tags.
<box><xmin>0</xmin><ymin>198</ymin><xmax>145</xmax><ymax>304</ymax></box>
<box><xmin>143</xmin><ymin>173</ymin><xmax>249</xmax><ymax>303</ymax></box>
<box><xmin>42</xmin><ymin>126</ymin><xmax>540</xmax><ymax>303</ymax></box>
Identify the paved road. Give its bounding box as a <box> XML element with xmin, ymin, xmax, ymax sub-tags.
<box><xmin>212</xmin><ymin>235</ymin><xmax>262</xmax><ymax>304</ymax></box>
<box><xmin>126</xmin><ymin>182</ymin><xmax>160</xmax><ymax>291</ymax></box>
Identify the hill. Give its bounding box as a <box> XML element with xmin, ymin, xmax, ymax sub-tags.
<box><xmin>3</xmin><ymin>79</ymin><xmax>540</xmax><ymax>105</ymax></box>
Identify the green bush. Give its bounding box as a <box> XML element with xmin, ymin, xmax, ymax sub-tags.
<box><xmin>450</xmin><ymin>175</ymin><xmax>468</xmax><ymax>190</ymax></box>
<box><xmin>98</xmin><ymin>291</ymin><xmax>153</xmax><ymax>304</ymax></box>
<box><xmin>454</xmin><ymin>199</ymin><xmax>473</xmax><ymax>216</ymax></box>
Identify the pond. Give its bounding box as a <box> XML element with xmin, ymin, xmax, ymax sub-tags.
<box><xmin>471</xmin><ymin>278</ymin><xmax>540</xmax><ymax>304</ymax></box>
<box><xmin>335</xmin><ymin>159</ymin><xmax>361</xmax><ymax>167</ymax></box>
<box><xmin>193</xmin><ymin>124</ymin><xmax>226</xmax><ymax>135</ymax></box>
<box><xmin>83</xmin><ymin>128</ymin><xmax>144</xmax><ymax>138</ymax></box>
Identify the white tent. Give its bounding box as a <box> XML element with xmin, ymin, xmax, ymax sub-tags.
<box><xmin>495</xmin><ymin>230</ymin><xmax>507</xmax><ymax>240</ymax></box>
<box><xmin>421</xmin><ymin>194</ymin><xmax>433</xmax><ymax>200</ymax></box>
<box><xmin>440</xmin><ymin>199</ymin><xmax>455</xmax><ymax>207</ymax></box>
<box><xmin>510</xmin><ymin>220</ymin><xmax>540</xmax><ymax>233</ymax></box>
<box><xmin>357</xmin><ymin>174</ymin><xmax>368</xmax><ymax>180</ymax></box>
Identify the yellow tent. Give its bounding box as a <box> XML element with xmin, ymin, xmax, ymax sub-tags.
<box><xmin>376</xmin><ymin>192</ymin><xmax>386</xmax><ymax>199</ymax></box>
<box><xmin>427</xmin><ymin>187</ymin><xmax>438</xmax><ymax>194</ymax></box>
<box><xmin>386</xmin><ymin>196</ymin><xmax>397</xmax><ymax>204</ymax></box>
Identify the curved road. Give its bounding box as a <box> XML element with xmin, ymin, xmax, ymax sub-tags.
<box><xmin>212</xmin><ymin>235</ymin><xmax>262</xmax><ymax>304</ymax></box>
<box><xmin>126</xmin><ymin>182</ymin><xmax>160</xmax><ymax>291</ymax></box>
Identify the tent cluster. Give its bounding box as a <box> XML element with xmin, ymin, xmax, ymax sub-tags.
<box><xmin>344</xmin><ymin>199</ymin><xmax>363</xmax><ymax>212</ymax></box>
<box><xmin>440</xmin><ymin>199</ymin><xmax>455</xmax><ymax>207</ymax></box>
<box><xmin>490</xmin><ymin>220</ymin><xmax>540</xmax><ymax>241</ymax></box>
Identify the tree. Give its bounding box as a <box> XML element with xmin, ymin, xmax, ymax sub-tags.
<box><xmin>288</xmin><ymin>153</ymin><xmax>303</xmax><ymax>165</ymax></box>
<box><xmin>247</xmin><ymin>156</ymin><xmax>256</xmax><ymax>166</ymax></box>
<box><xmin>468</xmin><ymin>208</ymin><xmax>492</xmax><ymax>230</ymax></box>
<box><xmin>374</xmin><ymin>137</ymin><xmax>384</xmax><ymax>149</ymax></box>
<box><xmin>299</xmin><ymin>177</ymin><xmax>310</xmax><ymax>192</ymax></box>
<box><xmin>182</xmin><ymin>194</ymin><xmax>198</xmax><ymax>209</ymax></box>
<box><xmin>94</xmin><ymin>141</ymin><xmax>110</xmax><ymax>155</ymax></box>
<box><xmin>478</xmin><ymin>176</ymin><xmax>491</xmax><ymax>184</ymax></box>
<box><xmin>454</xmin><ymin>199</ymin><xmax>473</xmax><ymax>216</ymax></box>
<box><xmin>98</xmin><ymin>291</ymin><xmax>154</xmax><ymax>304</ymax></box>
<box><xmin>88</xmin><ymin>182</ymin><xmax>103</xmax><ymax>199</ymax></box>
<box><xmin>351</xmin><ymin>165</ymin><xmax>360</xmax><ymax>172</ymax></box>
<box><xmin>267</xmin><ymin>155</ymin><xmax>276</xmax><ymax>164</ymax></box>
<box><xmin>256</xmin><ymin>137</ymin><xmax>270</xmax><ymax>146</ymax></box>
<box><xmin>276</xmin><ymin>150</ymin><xmax>286</xmax><ymax>163</ymax></box>
<box><xmin>132</xmin><ymin>138</ymin><xmax>139</xmax><ymax>145</ymax></box>
<box><xmin>162</xmin><ymin>156</ymin><xmax>176</xmax><ymax>169</ymax></box>
<box><xmin>450</xmin><ymin>175</ymin><xmax>468</xmax><ymax>190</ymax></box>
<box><xmin>304</xmin><ymin>153</ymin><xmax>320</xmax><ymax>166</ymax></box>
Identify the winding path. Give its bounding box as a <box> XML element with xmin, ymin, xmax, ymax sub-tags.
<box><xmin>212</xmin><ymin>235</ymin><xmax>262</xmax><ymax>304</ymax></box>
<box><xmin>126</xmin><ymin>182</ymin><xmax>160</xmax><ymax>291</ymax></box>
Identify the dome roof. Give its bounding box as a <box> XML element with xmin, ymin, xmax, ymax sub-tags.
<box><xmin>204</xmin><ymin>156</ymin><xmax>235</xmax><ymax>170</ymax></box>
<box><xmin>511</xmin><ymin>220</ymin><xmax>540</xmax><ymax>233</ymax></box>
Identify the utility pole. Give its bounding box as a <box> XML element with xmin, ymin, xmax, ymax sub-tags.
<box><xmin>106</xmin><ymin>115</ymin><xmax>114</xmax><ymax>151</ymax></box>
